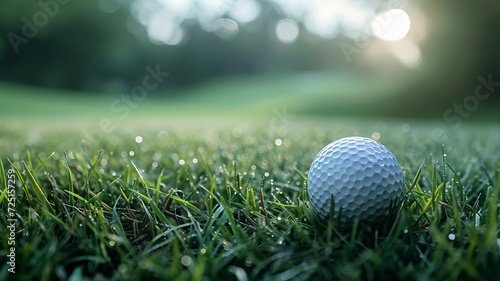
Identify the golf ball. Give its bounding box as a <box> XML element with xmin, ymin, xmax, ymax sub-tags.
<box><xmin>307</xmin><ymin>136</ymin><xmax>404</xmax><ymax>227</ymax></box>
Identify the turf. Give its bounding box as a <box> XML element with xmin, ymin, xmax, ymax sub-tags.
<box><xmin>0</xmin><ymin>119</ymin><xmax>499</xmax><ymax>281</ymax></box>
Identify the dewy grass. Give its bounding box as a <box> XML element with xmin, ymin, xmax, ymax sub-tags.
<box><xmin>0</xmin><ymin>121</ymin><xmax>499</xmax><ymax>281</ymax></box>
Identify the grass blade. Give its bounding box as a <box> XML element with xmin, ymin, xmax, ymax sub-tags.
<box><xmin>22</xmin><ymin>161</ymin><xmax>54</xmax><ymax>214</ymax></box>
<box><xmin>155</xmin><ymin>168</ymin><xmax>165</xmax><ymax>205</ymax></box>
<box><xmin>34</xmin><ymin>152</ymin><xmax>55</xmax><ymax>173</ymax></box>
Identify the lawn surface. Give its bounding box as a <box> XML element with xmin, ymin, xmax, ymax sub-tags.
<box><xmin>1</xmin><ymin>116</ymin><xmax>499</xmax><ymax>281</ymax></box>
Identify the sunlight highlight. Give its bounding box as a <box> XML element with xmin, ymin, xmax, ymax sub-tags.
<box><xmin>371</xmin><ymin>9</ymin><xmax>411</xmax><ymax>41</ymax></box>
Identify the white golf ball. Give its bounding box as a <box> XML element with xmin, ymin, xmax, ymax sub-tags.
<box><xmin>307</xmin><ymin>136</ymin><xmax>404</xmax><ymax>227</ymax></box>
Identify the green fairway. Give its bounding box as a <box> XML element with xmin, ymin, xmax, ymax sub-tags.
<box><xmin>1</xmin><ymin>73</ymin><xmax>404</xmax><ymax>119</ymax></box>
<box><xmin>0</xmin><ymin>72</ymin><xmax>440</xmax><ymax>119</ymax></box>
<box><xmin>1</xmin><ymin>118</ymin><xmax>499</xmax><ymax>281</ymax></box>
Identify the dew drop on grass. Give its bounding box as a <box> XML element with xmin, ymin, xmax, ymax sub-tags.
<box><xmin>135</xmin><ymin>136</ymin><xmax>143</xmax><ymax>143</ymax></box>
<box><xmin>448</xmin><ymin>234</ymin><xmax>456</xmax><ymax>240</ymax></box>
<box><xmin>275</xmin><ymin>139</ymin><xmax>282</xmax><ymax>146</ymax></box>
<box><xmin>181</xmin><ymin>255</ymin><xmax>192</xmax><ymax>267</ymax></box>
<box><xmin>109</xmin><ymin>241</ymin><xmax>115</xmax><ymax>246</ymax></box>
<box><xmin>179</xmin><ymin>159</ymin><xmax>185</xmax><ymax>165</ymax></box>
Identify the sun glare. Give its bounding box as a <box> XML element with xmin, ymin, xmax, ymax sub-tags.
<box><xmin>371</xmin><ymin>9</ymin><xmax>411</xmax><ymax>41</ymax></box>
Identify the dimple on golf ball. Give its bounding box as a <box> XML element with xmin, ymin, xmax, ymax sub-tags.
<box><xmin>307</xmin><ymin>136</ymin><xmax>404</xmax><ymax>227</ymax></box>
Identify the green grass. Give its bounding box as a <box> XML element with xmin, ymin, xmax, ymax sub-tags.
<box><xmin>0</xmin><ymin>72</ymin><xmax>430</xmax><ymax>119</ymax></box>
<box><xmin>0</xmin><ymin>118</ymin><xmax>499</xmax><ymax>281</ymax></box>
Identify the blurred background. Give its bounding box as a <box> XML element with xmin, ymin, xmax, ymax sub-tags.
<box><xmin>1</xmin><ymin>0</ymin><xmax>499</xmax><ymax>123</ymax></box>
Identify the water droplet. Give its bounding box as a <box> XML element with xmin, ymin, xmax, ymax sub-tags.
<box><xmin>275</xmin><ymin>139</ymin><xmax>282</xmax><ymax>146</ymax></box>
<box><xmin>179</xmin><ymin>159</ymin><xmax>185</xmax><ymax>165</ymax></box>
<box><xmin>448</xmin><ymin>233</ymin><xmax>456</xmax><ymax>240</ymax></box>
<box><xmin>135</xmin><ymin>136</ymin><xmax>143</xmax><ymax>143</ymax></box>
<box><xmin>232</xmin><ymin>127</ymin><xmax>242</xmax><ymax>138</ymax></box>
<box><xmin>181</xmin><ymin>255</ymin><xmax>192</xmax><ymax>266</ymax></box>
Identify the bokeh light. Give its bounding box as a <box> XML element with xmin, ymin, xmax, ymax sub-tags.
<box><xmin>128</xmin><ymin>0</ymin><xmax>395</xmax><ymax>44</ymax></box>
<box><xmin>275</xmin><ymin>19</ymin><xmax>299</xmax><ymax>43</ymax></box>
<box><xmin>214</xmin><ymin>19</ymin><xmax>239</xmax><ymax>40</ymax></box>
<box><xmin>228</xmin><ymin>0</ymin><xmax>261</xmax><ymax>24</ymax></box>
